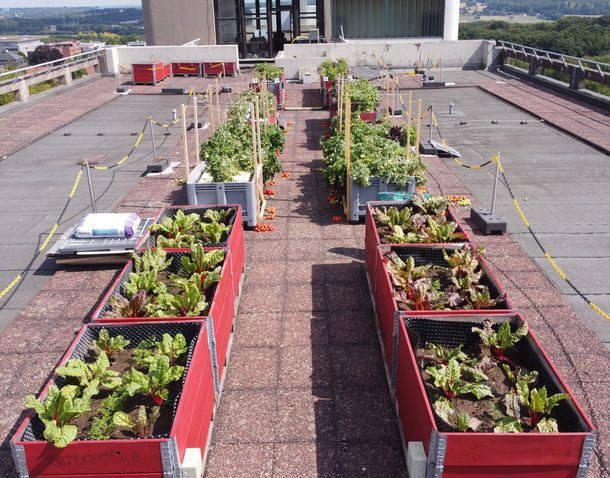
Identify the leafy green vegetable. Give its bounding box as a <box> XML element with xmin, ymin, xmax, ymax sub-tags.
<box><xmin>56</xmin><ymin>352</ymin><xmax>122</xmax><ymax>390</ymax></box>
<box><xmin>113</xmin><ymin>405</ymin><xmax>160</xmax><ymax>438</ymax></box>
<box><xmin>472</xmin><ymin>319</ymin><xmax>529</xmax><ymax>362</ymax></box>
<box><xmin>95</xmin><ymin>329</ymin><xmax>130</xmax><ymax>359</ymax></box>
<box><xmin>123</xmin><ymin>355</ymin><xmax>185</xmax><ymax>405</ymax></box>
<box><xmin>133</xmin><ymin>333</ymin><xmax>188</xmax><ymax>367</ymax></box>
<box><xmin>254</xmin><ymin>63</ymin><xmax>284</xmax><ymax>80</ymax></box>
<box><xmin>25</xmin><ymin>384</ymin><xmax>97</xmax><ymax>448</ymax></box>
<box><xmin>88</xmin><ymin>391</ymin><xmax>127</xmax><ymax>440</ymax></box>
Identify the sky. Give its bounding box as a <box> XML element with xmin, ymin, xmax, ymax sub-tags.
<box><xmin>0</xmin><ymin>0</ymin><xmax>139</xmax><ymax>7</ymax></box>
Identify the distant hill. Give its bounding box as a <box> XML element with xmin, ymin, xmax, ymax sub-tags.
<box><xmin>480</xmin><ymin>0</ymin><xmax>610</xmax><ymax>20</ymax></box>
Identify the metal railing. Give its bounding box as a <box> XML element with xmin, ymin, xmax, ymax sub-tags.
<box><xmin>497</xmin><ymin>40</ymin><xmax>610</xmax><ymax>76</ymax></box>
<box><xmin>0</xmin><ymin>49</ymin><xmax>103</xmax><ymax>85</ymax></box>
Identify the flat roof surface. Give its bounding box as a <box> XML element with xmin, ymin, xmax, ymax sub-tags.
<box><xmin>0</xmin><ymin>94</ymin><xmax>188</xmax><ymax>330</ymax></box>
<box><xmin>411</xmin><ymin>85</ymin><xmax>610</xmax><ymax>350</ymax></box>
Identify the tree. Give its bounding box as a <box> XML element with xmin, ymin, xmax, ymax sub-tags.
<box><xmin>29</xmin><ymin>45</ymin><xmax>63</xmax><ymax>65</ymax></box>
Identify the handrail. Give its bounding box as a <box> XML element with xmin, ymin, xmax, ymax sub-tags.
<box><xmin>0</xmin><ymin>49</ymin><xmax>104</xmax><ymax>82</ymax></box>
<box><xmin>497</xmin><ymin>40</ymin><xmax>610</xmax><ymax>74</ymax></box>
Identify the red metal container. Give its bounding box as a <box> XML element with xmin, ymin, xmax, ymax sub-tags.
<box><xmin>132</xmin><ymin>62</ymin><xmax>167</xmax><ymax>85</ymax></box>
<box><xmin>372</xmin><ymin>244</ymin><xmax>513</xmax><ymax>372</ymax></box>
<box><xmin>364</xmin><ymin>201</ymin><xmax>470</xmax><ymax>294</ymax></box>
<box><xmin>203</xmin><ymin>62</ymin><xmax>237</xmax><ymax>77</ymax></box>
<box><xmin>359</xmin><ymin>111</ymin><xmax>377</xmax><ymax>123</ymax></box>
<box><xmin>163</xmin><ymin>63</ymin><xmax>171</xmax><ymax>79</ymax></box>
<box><xmin>10</xmin><ymin>321</ymin><xmax>215</xmax><ymax>477</ymax></box>
<box><xmin>136</xmin><ymin>205</ymin><xmax>245</xmax><ymax>304</ymax></box>
<box><xmin>394</xmin><ymin>314</ymin><xmax>595</xmax><ymax>477</ymax></box>
<box><xmin>172</xmin><ymin>63</ymin><xmax>201</xmax><ymax>77</ymax></box>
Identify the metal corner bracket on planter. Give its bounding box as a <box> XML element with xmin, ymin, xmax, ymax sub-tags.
<box><xmin>187</xmin><ymin>162</ymin><xmax>259</xmax><ymax>227</ymax></box>
<box><xmin>393</xmin><ymin>314</ymin><xmax>595</xmax><ymax>477</ymax></box>
<box><xmin>10</xmin><ymin>321</ymin><xmax>215</xmax><ymax>478</ymax></box>
<box><xmin>348</xmin><ymin>176</ymin><xmax>416</xmax><ymax>222</ymax></box>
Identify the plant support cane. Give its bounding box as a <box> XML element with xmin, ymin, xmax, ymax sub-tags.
<box><xmin>344</xmin><ymin>97</ymin><xmax>352</xmax><ymax>220</ymax></box>
<box><xmin>182</xmin><ymin>103</ymin><xmax>189</xmax><ymax>183</ymax></box>
<box><xmin>193</xmin><ymin>95</ymin><xmax>200</xmax><ymax>166</ymax></box>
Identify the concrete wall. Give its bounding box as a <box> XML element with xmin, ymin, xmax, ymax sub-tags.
<box><xmin>103</xmin><ymin>45</ymin><xmax>240</xmax><ymax>75</ymax></box>
<box><xmin>142</xmin><ymin>0</ymin><xmax>216</xmax><ymax>46</ymax></box>
<box><xmin>276</xmin><ymin>39</ymin><xmax>495</xmax><ymax>78</ymax></box>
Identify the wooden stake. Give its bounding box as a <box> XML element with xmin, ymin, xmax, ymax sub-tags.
<box><xmin>181</xmin><ymin>103</ymin><xmax>189</xmax><ymax>182</ymax></box>
<box><xmin>215</xmin><ymin>80</ymin><xmax>221</xmax><ymax>127</ymax></box>
<box><xmin>406</xmin><ymin>91</ymin><xmax>412</xmax><ymax>160</ymax></box>
<box><xmin>345</xmin><ymin>97</ymin><xmax>352</xmax><ymax>219</ymax></box>
<box><xmin>208</xmin><ymin>85</ymin><xmax>215</xmax><ymax>132</ymax></box>
<box><xmin>193</xmin><ymin>94</ymin><xmax>200</xmax><ymax>165</ymax></box>
<box><xmin>415</xmin><ymin>98</ymin><xmax>422</xmax><ymax>161</ymax></box>
<box><xmin>385</xmin><ymin>80</ymin><xmax>389</xmax><ymax>116</ymax></box>
<box><xmin>338</xmin><ymin>76</ymin><xmax>343</xmax><ymax>133</ymax></box>
<box><xmin>255</xmin><ymin>96</ymin><xmax>263</xmax><ymax>167</ymax></box>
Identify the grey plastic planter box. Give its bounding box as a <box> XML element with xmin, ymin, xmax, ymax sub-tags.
<box><xmin>187</xmin><ymin>162</ymin><xmax>259</xmax><ymax>227</ymax></box>
<box><xmin>349</xmin><ymin>176</ymin><xmax>416</xmax><ymax>222</ymax></box>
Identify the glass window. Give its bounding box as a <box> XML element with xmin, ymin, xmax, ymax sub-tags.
<box><xmin>218</xmin><ymin>19</ymin><xmax>239</xmax><ymax>43</ymax></box>
<box><xmin>218</xmin><ymin>0</ymin><xmax>238</xmax><ymax>19</ymax></box>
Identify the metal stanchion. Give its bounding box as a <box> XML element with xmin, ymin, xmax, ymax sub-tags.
<box><xmin>490</xmin><ymin>159</ymin><xmax>500</xmax><ymax>215</ymax></box>
<box><xmin>84</xmin><ymin>161</ymin><xmax>97</xmax><ymax>213</ymax></box>
<box><xmin>149</xmin><ymin>117</ymin><xmax>157</xmax><ymax>160</ymax></box>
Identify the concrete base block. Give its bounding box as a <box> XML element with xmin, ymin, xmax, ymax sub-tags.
<box><xmin>181</xmin><ymin>448</ymin><xmax>203</xmax><ymax>478</ymax></box>
<box><xmin>423</xmin><ymin>81</ymin><xmax>446</xmax><ymax>88</ymax></box>
<box><xmin>470</xmin><ymin>207</ymin><xmax>507</xmax><ymax>235</ymax></box>
<box><xmin>146</xmin><ymin>157</ymin><xmax>170</xmax><ymax>174</ymax></box>
<box><xmin>407</xmin><ymin>442</ymin><xmax>426</xmax><ymax>478</ymax></box>
<box><xmin>161</xmin><ymin>88</ymin><xmax>186</xmax><ymax>95</ymax></box>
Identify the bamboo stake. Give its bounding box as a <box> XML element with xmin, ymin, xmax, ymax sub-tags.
<box><xmin>338</xmin><ymin>76</ymin><xmax>343</xmax><ymax>133</ymax></box>
<box><xmin>193</xmin><ymin>94</ymin><xmax>200</xmax><ymax>165</ymax></box>
<box><xmin>215</xmin><ymin>80</ymin><xmax>221</xmax><ymax>127</ymax></box>
<box><xmin>208</xmin><ymin>85</ymin><xmax>215</xmax><ymax>132</ymax></box>
<box><xmin>385</xmin><ymin>80</ymin><xmax>389</xmax><ymax>115</ymax></box>
<box><xmin>406</xmin><ymin>91</ymin><xmax>412</xmax><ymax>160</ymax></box>
<box><xmin>345</xmin><ymin>97</ymin><xmax>352</xmax><ymax>219</ymax></box>
<box><xmin>415</xmin><ymin>98</ymin><xmax>422</xmax><ymax>161</ymax></box>
<box><xmin>255</xmin><ymin>96</ymin><xmax>263</xmax><ymax>167</ymax></box>
<box><xmin>181</xmin><ymin>103</ymin><xmax>189</xmax><ymax>182</ymax></box>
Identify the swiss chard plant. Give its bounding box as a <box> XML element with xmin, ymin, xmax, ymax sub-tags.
<box><xmin>95</xmin><ymin>329</ymin><xmax>130</xmax><ymax>359</ymax></box>
<box><xmin>113</xmin><ymin>405</ymin><xmax>161</xmax><ymax>439</ymax></box>
<box><xmin>152</xmin><ymin>208</ymin><xmax>234</xmax><ymax>248</ymax></box>
<box><xmin>133</xmin><ymin>333</ymin><xmax>188</xmax><ymax>367</ymax></box>
<box><xmin>25</xmin><ymin>383</ymin><xmax>98</xmax><ymax>448</ymax></box>
<box><xmin>386</xmin><ymin>245</ymin><xmax>502</xmax><ymax>311</ymax></box>
<box><xmin>472</xmin><ymin>319</ymin><xmax>529</xmax><ymax>366</ymax></box>
<box><xmin>56</xmin><ymin>352</ymin><xmax>122</xmax><ymax>390</ymax></box>
<box><xmin>122</xmin><ymin>355</ymin><xmax>185</xmax><ymax>406</ymax></box>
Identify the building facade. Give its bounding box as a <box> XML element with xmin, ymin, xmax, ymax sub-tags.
<box><xmin>143</xmin><ymin>0</ymin><xmax>459</xmax><ymax>58</ymax></box>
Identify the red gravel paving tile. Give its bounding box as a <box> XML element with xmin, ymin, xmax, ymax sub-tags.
<box><xmin>338</xmin><ymin>441</ymin><xmax>407</xmax><ymax>477</ymax></box>
<box><xmin>212</xmin><ymin>390</ymin><xmax>277</xmax><ymax>443</ymax></box>
<box><xmin>484</xmin><ymin>254</ymin><xmax>539</xmax><ymax>272</ymax></box>
<box><xmin>328</xmin><ymin>310</ymin><xmax>378</xmax><ymax>346</ymax></box>
<box><xmin>238</xmin><ymin>284</ymin><xmax>284</xmax><ymax>313</ymax></box>
<box><xmin>6</xmin><ymin>351</ymin><xmax>60</xmax><ymax>397</ymax></box>
<box><xmin>244</xmin><ymin>240</ymin><xmax>288</xmax><ymax>261</ymax></box>
<box><xmin>284</xmin><ymin>284</ymin><xmax>327</xmax><ymax>312</ymax></box>
<box><xmin>0</xmin><ymin>354</ymin><xmax>26</xmax><ymax>397</ymax></box>
<box><xmin>322</xmin><ymin>261</ymin><xmax>366</xmax><ymax>285</ymax></box>
<box><xmin>285</xmin><ymin>260</ymin><xmax>316</xmax><ymax>284</ymax></box>
<box><xmin>205</xmin><ymin>443</ymin><xmax>274</xmax><ymax>478</ymax></box>
<box><xmin>326</xmin><ymin>282</ymin><xmax>372</xmax><ymax>312</ymax></box>
<box><xmin>244</xmin><ymin>261</ymin><xmax>287</xmax><ymax>286</ymax></box>
<box><xmin>286</xmin><ymin>222</ymin><xmax>324</xmax><ymax>239</ymax></box>
<box><xmin>502</xmin><ymin>270</ymin><xmax>559</xmax><ymax>292</ymax></box>
<box><xmin>279</xmin><ymin>344</ymin><xmax>331</xmax><ymax>388</ymax></box>
<box><xmin>223</xmin><ymin>346</ymin><xmax>278</xmax><ymax>390</ymax></box>
<box><xmin>274</xmin><ymin>442</ymin><xmax>339</xmax><ymax>478</ymax></box>
<box><xmin>233</xmin><ymin>313</ymin><xmax>281</xmax><ymax>348</ymax></box>
<box><xmin>334</xmin><ymin>388</ymin><xmax>399</xmax><ymax>442</ymax></box>
<box><xmin>482</xmin><ymin>241</ymin><xmax>531</xmax><ymax>257</ymax></box>
<box><xmin>277</xmin><ymin>388</ymin><xmax>335</xmax><ymax>441</ymax></box>
<box><xmin>281</xmin><ymin>313</ymin><xmax>329</xmax><ymax>346</ymax></box>
<box><xmin>330</xmin><ymin>345</ymin><xmax>387</xmax><ymax>390</ymax></box>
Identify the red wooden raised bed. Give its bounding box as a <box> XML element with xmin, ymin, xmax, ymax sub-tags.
<box><xmin>371</xmin><ymin>244</ymin><xmax>513</xmax><ymax>374</ymax></box>
<box><xmin>11</xmin><ymin>321</ymin><xmax>215</xmax><ymax>477</ymax></box>
<box><xmin>132</xmin><ymin>63</ymin><xmax>167</xmax><ymax>85</ymax></box>
<box><xmin>171</xmin><ymin>62</ymin><xmax>202</xmax><ymax>77</ymax></box>
<box><xmin>359</xmin><ymin>111</ymin><xmax>377</xmax><ymax>123</ymax></box>
<box><xmin>364</xmin><ymin>200</ymin><xmax>470</xmax><ymax>295</ymax></box>
<box><xmin>394</xmin><ymin>314</ymin><xmax>595</xmax><ymax>477</ymax></box>
<box><xmin>136</xmin><ymin>204</ymin><xmax>245</xmax><ymax>301</ymax></box>
<box><xmin>203</xmin><ymin>62</ymin><xmax>237</xmax><ymax>77</ymax></box>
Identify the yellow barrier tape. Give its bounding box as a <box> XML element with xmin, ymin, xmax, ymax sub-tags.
<box><xmin>69</xmin><ymin>169</ymin><xmax>83</xmax><ymax>198</ymax></box>
<box><xmin>0</xmin><ymin>274</ymin><xmax>22</xmax><ymax>300</ymax></box>
<box><xmin>39</xmin><ymin>223</ymin><xmax>58</xmax><ymax>253</ymax></box>
<box><xmin>133</xmin><ymin>132</ymin><xmax>143</xmax><ymax>148</ymax></box>
<box><xmin>497</xmin><ymin>156</ymin><xmax>610</xmax><ymax>322</ymax></box>
<box><xmin>92</xmin><ymin>165</ymin><xmax>109</xmax><ymax>171</ymax></box>
<box><xmin>116</xmin><ymin>155</ymin><xmax>130</xmax><ymax>166</ymax></box>
<box><xmin>513</xmin><ymin>198</ymin><xmax>530</xmax><ymax>228</ymax></box>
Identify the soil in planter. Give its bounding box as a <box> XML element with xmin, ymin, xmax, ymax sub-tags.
<box><xmin>415</xmin><ymin>344</ymin><xmax>570</xmax><ymax>433</ymax></box>
<box><xmin>71</xmin><ymin>348</ymin><xmax>183</xmax><ymax>440</ymax></box>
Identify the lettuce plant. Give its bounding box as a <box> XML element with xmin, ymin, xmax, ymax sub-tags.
<box><xmin>88</xmin><ymin>390</ymin><xmax>127</xmax><ymax>440</ymax></box>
